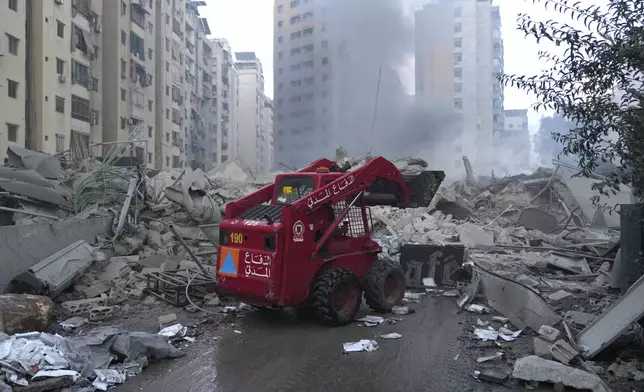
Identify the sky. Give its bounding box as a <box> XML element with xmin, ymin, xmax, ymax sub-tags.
<box><xmin>199</xmin><ymin>0</ymin><xmax>590</xmax><ymax>134</ymax></box>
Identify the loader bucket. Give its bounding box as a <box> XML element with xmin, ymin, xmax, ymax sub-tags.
<box><xmin>403</xmin><ymin>170</ymin><xmax>445</xmax><ymax>207</ymax></box>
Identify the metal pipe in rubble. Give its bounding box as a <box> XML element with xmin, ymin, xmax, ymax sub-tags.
<box><xmin>168</xmin><ymin>224</ymin><xmax>212</xmax><ymax>278</ymax></box>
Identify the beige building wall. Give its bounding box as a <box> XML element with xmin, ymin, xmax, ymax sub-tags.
<box><xmin>0</xmin><ymin>0</ymin><xmax>27</xmax><ymax>159</ymax></box>
<box><xmin>236</xmin><ymin>53</ymin><xmax>265</xmax><ymax>173</ymax></box>
<box><xmin>103</xmin><ymin>0</ymin><xmax>155</xmax><ymax>165</ymax></box>
<box><xmin>210</xmin><ymin>38</ymin><xmax>238</xmax><ymax>165</ymax></box>
<box><xmin>28</xmin><ymin>0</ymin><xmax>103</xmax><ymax>159</ymax></box>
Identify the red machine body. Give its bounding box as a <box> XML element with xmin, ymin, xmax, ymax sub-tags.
<box><xmin>216</xmin><ymin>157</ymin><xmax>441</xmax><ymax>314</ymax></box>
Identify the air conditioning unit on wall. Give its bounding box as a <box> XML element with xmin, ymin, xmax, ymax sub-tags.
<box><xmin>58</xmin><ymin>74</ymin><xmax>66</xmax><ymax>83</ymax></box>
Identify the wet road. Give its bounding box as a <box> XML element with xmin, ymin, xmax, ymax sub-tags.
<box><xmin>118</xmin><ymin>297</ymin><xmax>512</xmax><ymax>392</ymax></box>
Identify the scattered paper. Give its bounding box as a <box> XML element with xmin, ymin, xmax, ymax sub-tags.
<box><xmin>466</xmin><ymin>304</ymin><xmax>490</xmax><ymax>314</ymax></box>
<box><xmin>380</xmin><ymin>333</ymin><xmax>402</xmax><ymax>340</ymax></box>
<box><xmin>404</xmin><ymin>292</ymin><xmax>426</xmax><ymax>300</ymax></box>
<box><xmin>343</xmin><ymin>339</ymin><xmax>379</xmax><ymax>353</ymax></box>
<box><xmin>158</xmin><ymin>324</ymin><xmax>186</xmax><ymax>337</ymax></box>
<box><xmin>498</xmin><ymin>328</ymin><xmax>522</xmax><ymax>342</ymax></box>
<box><xmin>358</xmin><ymin>315</ymin><xmax>386</xmax><ymax>325</ymax></box>
<box><xmin>474</xmin><ymin>328</ymin><xmax>499</xmax><ymax>341</ymax></box>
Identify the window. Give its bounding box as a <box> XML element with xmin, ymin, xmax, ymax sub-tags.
<box><xmin>148</xmin><ymin>48</ymin><xmax>153</xmax><ymax>60</ymax></box>
<box><xmin>121</xmin><ymin>1</ymin><xmax>127</xmax><ymax>15</ymax></box>
<box><xmin>165</xmin><ymin>85</ymin><xmax>169</xmax><ymax>96</ymax></box>
<box><xmin>148</xmin><ymin>153</ymin><xmax>152</xmax><ymax>164</ymax></box>
<box><xmin>291</xmin><ymin>15</ymin><xmax>301</xmax><ymax>24</ymax></box>
<box><xmin>148</xmin><ymin>100</ymin><xmax>153</xmax><ymax>111</ymax></box>
<box><xmin>6</xmin><ymin>123</ymin><xmax>17</xmax><ymax>142</ymax></box>
<box><xmin>130</xmin><ymin>33</ymin><xmax>145</xmax><ymax>60</ymax></box>
<box><xmin>302</xmin><ymin>27</ymin><xmax>313</xmax><ymax>36</ymax></box>
<box><xmin>72</xmin><ymin>60</ymin><xmax>90</xmax><ymax>87</ymax></box>
<box><xmin>165</xmin><ymin>156</ymin><xmax>170</xmax><ymax>167</ymax></box>
<box><xmin>454</xmin><ymin>23</ymin><xmax>462</xmax><ymax>33</ymax></box>
<box><xmin>454</xmin><ymin>38</ymin><xmax>462</xmax><ymax>48</ymax></box>
<box><xmin>132</xmin><ymin>5</ymin><xmax>146</xmax><ymax>27</ymax></box>
<box><xmin>277</xmin><ymin>52</ymin><xmax>283</xmax><ymax>60</ymax></box>
<box><xmin>121</xmin><ymin>30</ymin><xmax>127</xmax><ymax>45</ymax></box>
<box><xmin>278</xmin><ymin>21</ymin><xmax>283</xmax><ymax>28</ymax></box>
<box><xmin>303</xmin><ymin>11</ymin><xmax>313</xmax><ymax>20</ymax></box>
<box><xmin>454</xmin><ymin>68</ymin><xmax>462</xmax><ymax>78</ymax></box>
<box><xmin>91</xmin><ymin>77</ymin><xmax>99</xmax><ymax>92</ymax></box>
<box><xmin>148</xmin><ymin>126</ymin><xmax>152</xmax><ymax>137</ymax></box>
<box><xmin>7</xmin><ymin>79</ymin><xmax>18</xmax><ymax>99</ymax></box>
<box><xmin>454</xmin><ymin>83</ymin><xmax>462</xmax><ymax>94</ymax></box>
<box><xmin>71</xmin><ymin>95</ymin><xmax>91</xmax><ymax>122</ymax></box>
<box><xmin>8</xmin><ymin>0</ymin><xmax>17</xmax><ymax>12</ymax></box>
<box><xmin>278</xmin><ymin>5</ymin><xmax>283</xmax><ymax>13</ymax></box>
<box><xmin>7</xmin><ymin>34</ymin><xmax>18</xmax><ymax>56</ymax></box>
<box><xmin>278</xmin><ymin>36</ymin><xmax>283</xmax><ymax>44</ymax></box>
<box><xmin>290</xmin><ymin>0</ymin><xmax>301</xmax><ymax>8</ymax></box>
<box><xmin>55</xmin><ymin>134</ymin><xmax>65</xmax><ymax>153</ymax></box>
<box><xmin>454</xmin><ymin>98</ymin><xmax>463</xmax><ymax>110</ymax></box>
<box><xmin>303</xmin><ymin>44</ymin><xmax>313</xmax><ymax>52</ymax></box>
<box><xmin>291</xmin><ymin>47</ymin><xmax>301</xmax><ymax>55</ymax></box>
<box><xmin>121</xmin><ymin>88</ymin><xmax>126</xmax><ymax>101</ymax></box>
<box><xmin>321</xmin><ymin>40</ymin><xmax>328</xmax><ymax>48</ymax></box>
<box><xmin>321</xmin><ymin>57</ymin><xmax>328</xmax><ymax>65</ymax></box>
<box><xmin>57</xmin><ymin>21</ymin><xmax>65</xmax><ymax>38</ymax></box>
<box><xmin>121</xmin><ymin>117</ymin><xmax>127</xmax><ymax>129</ymax></box>
<box><xmin>55</xmin><ymin>96</ymin><xmax>65</xmax><ymax>113</ymax></box>
<box><xmin>275</xmin><ymin>176</ymin><xmax>314</xmax><ymax>205</ymax></box>
<box><xmin>165</xmin><ymin>38</ymin><xmax>170</xmax><ymax>52</ymax></box>
<box><xmin>56</xmin><ymin>58</ymin><xmax>65</xmax><ymax>75</ymax></box>
<box><xmin>148</xmin><ymin>22</ymin><xmax>153</xmax><ymax>34</ymax></box>
<box><xmin>290</xmin><ymin>31</ymin><xmax>301</xmax><ymax>40</ymax></box>
<box><xmin>454</xmin><ymin>7</ymin><xmax>462</xmax><ymax>17</ymax></box>
<box><xmin>165</xmin><ymin>109</ymin><xmax>169</xmax><ymax>119</ymax></box>
<box><xmin>278</xmin><ymin>68</ymin><xmax>283</xmax><ymax>75</ymax></box>
<box><xmin>454</xmin><ymin>53</ymin><xmax>462</xmax><ymax>63</ymax></box>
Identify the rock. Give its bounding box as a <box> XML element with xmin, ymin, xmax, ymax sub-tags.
<box><xmin>476</xmin><ymin>369</ymin><xmax>508</xmax><ymax>384</ymax></box>
<box><xmin>141</xmin><ymin>267</ymin><xmax>160</xmax><ymax>275</ymax></box>
<box><xmin>146</xmin><ymin>230</ymin><xmax>163</xmax><ymax>249</ymax></box>
<box><xmin>160</xmin><ymin>260</ymin><xmax>180</xmax><ymax>272</ymax></box>
<box><xmin>143</xmin><ymin>296</ymin><xmax>158</xmax><ymax>306</ymax></box>
<box><xmin>512</xmin><ymin>356</ymin><xmax>603</xmax><ymax>391</ymax></box>
<box><xmin>634</xmin><ymin>371</ymin><xmax>644</xmax><ymax>381</ymax></box>
<box><xmin>537</xmin><ymin>325</ymin><xmax>561</xmax><ymax>342</ymax></box>
<box><xmin>533</xmin><ymin>337</ymin><xmax>554</xmax><ymax>359</ymax></box>
<box><xmin>0</xmin><ymin>294</ymin><xmax>55</xmax><ymax>334</ymax></box>
<box><xmin>124</xmin><ymin>236</ymin><xmax>144</xmax><ymax>253</ymax></box>
<box><xmin>99</xmin><ymin>260</ymin><xmax>131</xmax><ymax>281</ymax></box>
<box><xmin>89</xmin><ymin>306</ymin><xmax>115</xmax><ymax>321</ymax></box>
<box><xmin>548</xmin><ymin>290</ymin><xmax>573</xmax><ymax>308</ymax></box>
<box><xmin>158</xmin><ymin>313</ymin><xmax>178</xmax><ymax>330</ymax></box>
<box><xmin>207</xmin><ymin>297</ymin><xmax>221</xmax><ymax>306</ymax></box>
<box><xmin>564</xmin><ymin>311</ymin><xmax>596</xmax><ymax>329</ymax></box>
<box><xmin>113</xmin><ymin>243</ymin><xmax>129</xmax><ymax>256</ymax></box>
<box><xmin>161</xmin><ymin>231</ymin><xmax>175</xmax><ymax>243</ymax></box>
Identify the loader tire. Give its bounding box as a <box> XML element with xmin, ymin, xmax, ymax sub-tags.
<box><xmin>312</xmin><ymin>269</ymin><xmax>362</xmax><ymax>326</ymax></box>
<box><xmin>364</xmin><ymin>259</ymin><xmax>406</xmax><ymax>313</ymax></box>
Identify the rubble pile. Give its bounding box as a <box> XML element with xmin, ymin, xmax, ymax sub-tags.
<box><xmin>374</xmin><ymin>161</ymin><xmax>643</xmax><ymax>391</ymax></box>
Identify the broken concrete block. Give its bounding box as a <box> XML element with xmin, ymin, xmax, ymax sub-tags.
<box><xmin>458</xmin><ymin>223</ymin><xmax>494</xmax><ymax>246</ymax></box>
<box><xmin>89</xmin><ymin>306</ymin><xmax>115</xmax><ymax>321</ymax></box>
<box><xmin>549</xmin><ymin>339</ymin><xmax>579</xmax><ymax>365</ymax></box>
<box><xmin>98</xmin><ymin>260</ymin><xmax>132</xmax><ymax>281</ymax></box>
<box><xmin>61</xmin><ymin>296</ymin><xmax>108</xmax><ymax>315</ymax></box>
<box><xmin>512</xmin><ymin>356</ymin><xmax>603</xmax><ymax>391</ymax></box>
<box><xmin>141</xmin><ymin>267</ymin><xmax>160</xmax><ymax>275</ymax></box>
<box><xmin>79</xmin><ymin>281</ymin><xmax>112</xmax><ymax>299</ymax></box>
<box><xmin>146</xmin><ymin>230</ymin><xmax>163</xmax><ymax>249</ymax></box>
<box><xmin>127</xmin><ymin>288</ymin><xmax>145</xmax><ymax>300</ymax></box>
<box><xmin>537</xmin><ymin>325</ymin><xmax>561</xmax><ymax>342</ymax></box>
<box><xmin>514</xmin><ymin>274</ymin><xmax>540</xmax><ymax>288</ymax></box>
<box><xmin>548</xmin><ymin>290</ymin><xmax>573</xmax><ymax>308</ymax></box>
<box><xmin>160</xmin><ymin>260</ymin><xmax>180</xmax><ymax>272</ymax></box>
<box><xmin>533</xmin><ymin>337</ymin><xmax>554</xmax><ymax>359</ymax></box>
<box><xmin>158</xmin><ymin>313</ymin><xmax>178</xmax><ymax>330</ymax></box>
<box><xmin>111</xmin><ymin>255</ymin><xmax>141</xmax><ymax>264</ymax></box>
<box><xmin>564</xmin><ymin>310</ymin><xmax>596</xmax><ymax>329</ymax></box>
<box><xmin>124</xmin><ymin>237</ymin><xmax>144</xmax><ymax>254</ymax></box>
<box><xmin>0</xmin><ymin>294</ymin><xmax>55</xmax><ymax>334</ymax></box>
<box><xmin>161</xmin><ymin>231</ymin><xmax>175</xmax><ymax>244</ymax></box>
<box><xmin>148</xmin><ymin>221</ymin><xmax>165</xmax><ymax>232</ymax></box>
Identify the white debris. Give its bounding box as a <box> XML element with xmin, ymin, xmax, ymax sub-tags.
<box><xmin>234</xmin><ymin>330</ymin><xmax>242</xmax><ymax>334</ymax></box>
<box><xmin>391</xmin><ymin>306</ymin><xmax>410</xmax><ymax>315</ymax></box>
<box><xmin>499</xmin><ymin>327</ymin><xmax>523</xmax><ymax>342</ymax></box>
<box><xmin>380</xmin><ymin>333</ymin><xmax>402</xmax><ymax>340</ymax></box>
<box><xmin>477</xmin><ymin>352</ymin><xmax>504</xmax><ymax>363</ymax></box>
<box><xmin>343</xmin><ymin>339</ymin><xmax>379</xmax><ymax>353</ymax></box>
<box><xmin>466</xmin><ymin>304</ymin><xmax>490</xmax><ymax>314</ymax></box>
<box><xmin>357</xmin><ymin>315</ymin><xmax>386</xmax><ymax>325</ymax></box>
<box><xmin>158</xmin><ymin>324</ymin><xmax>186</xmax><ymax>337</ymax></box>
<box><xmin>92</xmin><ymin>369</ymin><xmax>126</xmax><ymax>390</ymax></box>
<box><xmin>59</xmin><ymin>316</ymin><xmax>89</xmax><ymax>330</ymax></box>
<box><xmin>474</xmin><ymin>328</ymin><xmax>500</xmax><ymax>341</ymax></box>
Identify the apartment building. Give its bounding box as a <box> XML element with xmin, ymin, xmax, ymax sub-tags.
<box><xmin>210</xmin><ymin>38</ymin><xmax>239</xmax><ymax>166</ymax></box>
<box><xmin>183</xmin><ymin>2</ymin><xmax>214</xmax><ymax>169</ymax></box>
<box><xmin>0</xmin><ymin>0</ymin><xmax>27</xmax><ymax>159</ymax></box>
<box><xmin>499</xmin><ymin>108</ymin><xmax>530</xmax><ymax>169</ymax></box>
<box><xmin>415</xmin><ymin>0</ymin><xmax>504</xmax><ymax>172</ymax></box>
<box><xmin>273</xmin><ymin>0</ymin><xmax>332</xmax><ymax>169</ymax></box>
<box><xmin>260</xmin><ymin>97</ymin><xmax>274</xmax><ymax>172</ymax></box>
<box><xmin>236</xmin><ymin>52</ymin><xmax>265</xmax><ymax>173</ymax></box>
<box><xmin>25</xmin><ymin>0</ymin><xmax>104</xmax><ymax>160</ymax></box>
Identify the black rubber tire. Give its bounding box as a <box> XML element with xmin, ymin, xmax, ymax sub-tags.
<box><xmin>364</xmin><ymin>258</ymin><xmax>406</xmax><ymax>313</ymax></box>
<box><xmin>312</xmin><ymin>268</ymin><xmax>362</xmax><ymax>326</ymax></box>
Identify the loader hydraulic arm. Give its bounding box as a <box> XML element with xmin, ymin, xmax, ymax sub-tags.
<box><xmin>291</xmin><ymin>156</ymin><xmax>411</xmax><ymax>215</ymax></box>
<box><xmin>225</xmin><ymin>158</ymin><xmax>341</xmax><ymax>219</ymax></box>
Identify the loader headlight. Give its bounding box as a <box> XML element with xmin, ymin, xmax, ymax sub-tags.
<box><xmin>220</xmin><ymin>229</ymin><xmax>228</xmax><ymax>245</ymax></box>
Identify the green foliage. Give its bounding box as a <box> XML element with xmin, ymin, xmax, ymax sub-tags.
<box><xmin>499</xmin><ymin>0</ymin><xmax>644</xmax><ymax>204</ymax></box>
<box><xmin>335</xmin><ymin>146</ymin><xmax>348</xmax><ymax>161</ymax></box>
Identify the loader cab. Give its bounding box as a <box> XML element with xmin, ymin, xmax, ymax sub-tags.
<box><xmin>272</xmin><ymin>168</ymin><xmax>344</xmax><ymax>206</ymax></box>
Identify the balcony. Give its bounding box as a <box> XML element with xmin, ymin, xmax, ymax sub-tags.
<box><xmin>132</xmin><ymin>0</ymin><xmax>152</xmax><ymax>14</ymax></box>
<box><xmin>172</xmin><ymin>131</ymin><xmax>181</xmax><ymax>147</ymax></box>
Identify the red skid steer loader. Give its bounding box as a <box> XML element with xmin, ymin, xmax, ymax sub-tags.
<box><xmin>215</xmin><ymin>157</ymin><xmax>445</xmax><ymax>325</ymax></box>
